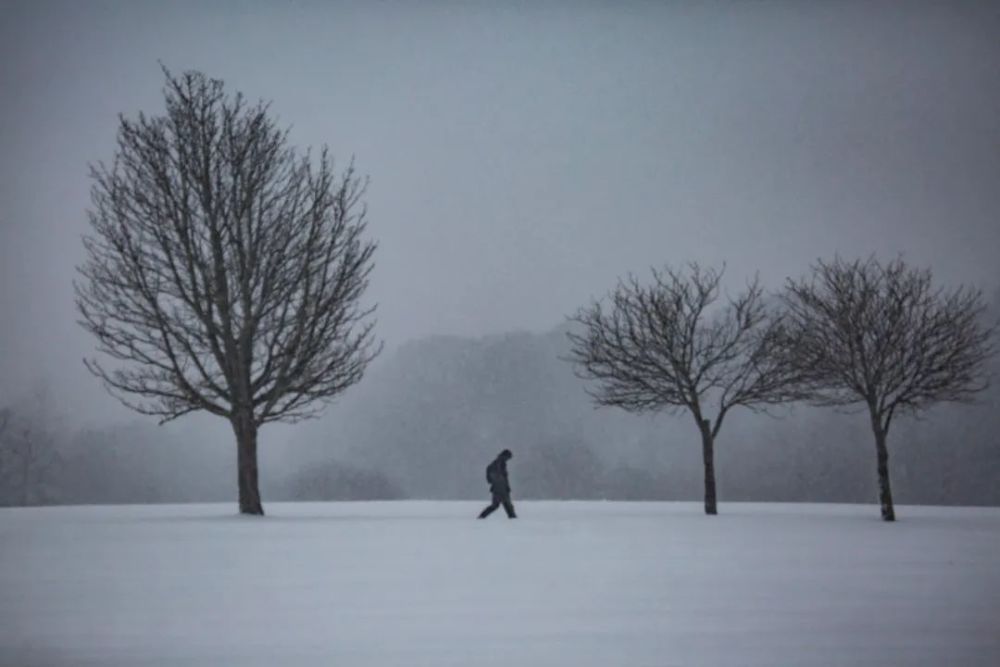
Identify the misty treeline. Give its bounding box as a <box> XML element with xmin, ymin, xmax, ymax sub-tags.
<box><xmin>0</xmin><ymin>391</ymin><xmax>401</xmax><ymax>506</ymax></box>
<box><xmin>4</xmin><ymin>275</ymin><xmax>996</xmax><ymax>510</ymax></box>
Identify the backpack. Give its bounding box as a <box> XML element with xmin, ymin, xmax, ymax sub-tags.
<box><xmin>486</xmin><ymin>460</ymin><xmax>503</xmax><ymax>486</ymax></box>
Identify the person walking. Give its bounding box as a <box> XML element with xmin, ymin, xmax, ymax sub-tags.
<box><xmin>478</xmin><ymin>449</ymin><xmax>516</xmax><ymax>519</ymax></box>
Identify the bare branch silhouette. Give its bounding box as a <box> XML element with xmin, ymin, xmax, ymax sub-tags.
<box><xmin>565</xmin><ymin>263</ymin><xmax>803</xmax><ymax>515</ymax></box>
<box><xmin>75</xmin><ymin>68</ymin><xmax>381</xmax><ymax>515</ymax></box>
<box><xmin>782</xmin><ymin>256</ymin><xmax>996</xmax><ymax>521</ymax></box>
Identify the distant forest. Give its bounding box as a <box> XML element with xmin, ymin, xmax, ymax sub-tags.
<box><xmin>2</xmin><ymin>291</ymin><xmax>998</xmax><ymax>507</ymax></box>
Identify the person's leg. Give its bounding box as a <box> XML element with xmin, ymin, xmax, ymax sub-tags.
<box><xmin>501</xmin><ymin>494</ymin><xmax>517</xmax><ymax>518</ymax></box>
<box><xmin>478</xmin><ymin>493</ymin><xmax>501</xmax><ymax>518</ymax></box>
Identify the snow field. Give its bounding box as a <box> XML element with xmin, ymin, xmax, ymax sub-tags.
<box><xmin>1</xmin><ymin>501</ymin><xmax>998</xmax><ymax>666</ymax></box>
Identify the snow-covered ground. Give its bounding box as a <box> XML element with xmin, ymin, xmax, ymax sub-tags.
<box><xmin>1</xmin><ymin>501</ymin><xmax>998</xmax><ymax>666</ymax></box>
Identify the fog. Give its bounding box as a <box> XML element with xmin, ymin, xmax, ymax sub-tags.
<box><xmin>1</xmin><ymin>2</ymin><xmax>998</xmax><ymax>504</ymax></box>
<box><xmin>4</xmin><ymin>318</ymin><xmax>999</xmax><ymax>506</ymax></box>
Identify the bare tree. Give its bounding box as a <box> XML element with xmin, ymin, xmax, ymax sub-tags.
<box><xmin>782</xmin><ymin>256</ymin><xmax>996</xmax><ymax>521</ymax></box>
<box><xmin>75</xmin><ymin>68</ymin><xmax>380</xmax><ymax>515</ymax></box>
<box><xmin>0</xmin><ymin>390</ymin><xmax>62</xmax><ymax>506</ymax></box>
<box><xmin>566</xmin><ymin>264</ymin><xmax>801</xmax><ymax>515</ymax></box>
<box><xmin>0</xmin><ymin>407</ymin><xmax>11</xmax><ymax>503</ymax></box>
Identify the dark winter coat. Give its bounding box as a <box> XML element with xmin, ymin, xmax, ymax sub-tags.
<box><xmin>486</xmin><ymin>456</ymin><xmax>511</xmax><ymax>495</ymax></box>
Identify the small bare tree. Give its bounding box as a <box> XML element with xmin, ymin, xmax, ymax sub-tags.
<box><xmin>75</xmin><ymin>68</ymin><xmax>380</xmax><ymax>515</ymax></box>
<box><xmin>0</xmin><ymin>390</ymin><xmax>62</xmax><ymax>506</ymax></box>
<box><xmin>782</xmin><ymin>256</ymin><xmax>996</xmax><ymax>521</ymax></box>
<box><xmin>0</xmin><ymin>407</ymin><xmax>10</xmax><ymax>503</ymax></box>
<box><xmin>566</xmin><ymin>264</ymin><xmax>801</xmax><ymax>515</ymax></box>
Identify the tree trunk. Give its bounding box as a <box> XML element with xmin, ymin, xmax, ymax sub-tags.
<box><xmin>232</xmin><ymin>414</ymin><xmax>264</xmax><ymax>516</ymax></box>
<box><xmin>871</xmin><ymin>421</ymin><xmax>895</xmax><ymax>522</ymax></box>
<box><xmin>699</xmin><ymin>419</ymin><xmax>717</xmax><ymax>516</ymax></box>
<box><xmin>21</xmin><ymin>436</ymin><xmax>32</xmax><ymax>507</ymax></box>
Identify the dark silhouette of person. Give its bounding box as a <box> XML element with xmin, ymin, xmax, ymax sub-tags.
<box><xmin>478</xmin><ymin>449</ymin><xmax>516</xmax><ymax>519</ymax></box>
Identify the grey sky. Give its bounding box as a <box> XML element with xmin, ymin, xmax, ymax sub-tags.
<box><xmin>1</xmin><ymin>1</ymin><xmax>999</xmax><ymax>424</ymax></box>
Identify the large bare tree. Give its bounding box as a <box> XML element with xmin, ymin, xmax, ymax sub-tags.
<box><xmin>782</xmin><ymin>256</ymin><xmax>996</xmax><ymax>521</ymax></box>
<box><xmin>75</xmin><ymin>69</ymin><xmax>380</xmax><ymax>515</ymax></box>
<box><xmin>566</xmin><ymin>264</ymin><xmax>801</xmax><ymax>515</ymax></box>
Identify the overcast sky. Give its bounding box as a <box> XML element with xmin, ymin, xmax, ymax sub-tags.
<box><xmin>1</xmin><ymin>0</ymin><xmax>999</xmax><ymax>424</ymax></box>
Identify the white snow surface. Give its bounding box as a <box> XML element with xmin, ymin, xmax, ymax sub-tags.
<box><xmin>1</xmin><ymin>501</ymin><xmax>998</xmax><ymax>666</ymax></box>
